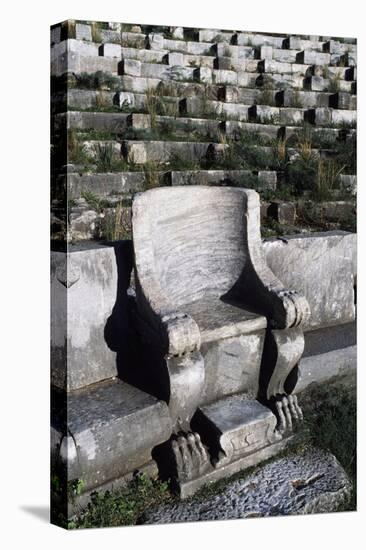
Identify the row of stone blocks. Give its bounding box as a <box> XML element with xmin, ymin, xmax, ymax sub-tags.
<box><xmin>51</xmin><ymin>51</ymin><xmax>357</xmax><ymax>92</ymax></box>
<box><xmin>51</xmin><ymin>37</ymin><xmax>357</xmax><ymax>69</ymax></box>
<box><xmin>51</xmin><ymin>22</ymin><xmax>356</xmax><ymax>55</ymax></box>
<box><xmin>60</xmin><ymin>86</ymin><xmax>356</xmax><ymax>116</ymax></box>
<box><xmin>51</xmin><ymin>226</ymin><xmax>356</xmax><ymax>514</ymax></box>
<box><xmin>78</xmin><ymin>138</ymin><xmax>352</xmax><ymax>166</ymax></box>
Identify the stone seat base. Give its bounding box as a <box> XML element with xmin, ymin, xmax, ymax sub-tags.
<box><xmin>183</xmin><ymin>296</ymin><xmax>267</xmax><ymax>344</ymax></box>
<box><xmin>52</xmin><ymin>379</ymin><xmax>172</xmax><ymax>496</ymax></box>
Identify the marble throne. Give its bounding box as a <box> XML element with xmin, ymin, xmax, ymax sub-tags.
<box><xmin>130</xmin><ymin>186</ymin><xmax>310</xmax><ymax>496</ymax></box>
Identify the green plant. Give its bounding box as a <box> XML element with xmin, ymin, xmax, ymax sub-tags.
<box><xmin>68</xmin><ymin>479</ymin><xmax>85</xmax><ymax>503</ymax></box>
<box><xmin>143</xmin><ymin>162</ymin><xmax>161</xmax><ymax>189</ymax></box>
<box><xmin>314</xmin><ymin>158</ymin><xmax>346</xmax><ymax>200</ymax></box>
<box><xmin>68</xmin><ymin>129</ymin><xmax>91</xmax><ymax>165</ymax></box>
<box><xmin>93</xmin><ymin>142</ymin><xmax>116</xmax><ymax>172</ymax></box>
<box><xmin>81</xmin><ymin>190</ymin><xmax>103</xmax><ymax>212</ymax></box>
<box><xmin>70</xmin><ymin>472</ymin><xmax>172</xmax><ymax>528</ymax></box>
<box><xmin>101</xmin><ymin>202</ymin><xmax>131</xmax><ymax>241</ymax></box>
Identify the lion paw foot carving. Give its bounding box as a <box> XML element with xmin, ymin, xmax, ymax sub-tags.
<box><xmin>274</xmin><ymin>395</ymin><xmax>303</xmax><ymax>434</ymax></box>
<box><xmin>171</xmin><ymin>432</ymin><xmax>211</xmax><ymax>482</ymax></box>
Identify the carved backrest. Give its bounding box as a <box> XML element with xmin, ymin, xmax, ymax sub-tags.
<box><xmin>132</xmin><ymin>187</ymin><xmax>261</xmax><ymax>309</ymax></box>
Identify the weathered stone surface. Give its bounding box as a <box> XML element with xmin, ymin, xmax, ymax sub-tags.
<box><xmin>263</xmin><ymin>231</ymin><xmax>356</xmax><ymax>330</ymax></box>
<box><xmin>141</xmin><ymin>447</ymin><xmax>351</xmax><ymax>523</ymax></box>
<box><xmin>268</xmin><ymin>201</ymin><xmax>296</xmax><ymax>225</ymax></box>
<box><xmin>75</xmin><ymin>23</ymin><xmax>92</xmax><ymax>42</ymax></box>
<box><xmin>100</xmin><ymin>43</ymin><xmax>122</xmax><ymax>58</ymax></box>
<box><xmin>297</xmin><ymin>345</ymin><xmax>356</xmax><ymax>392</ymax></box>
<box><xmin>51</xmin><ymin>243</ymin><xmax>120</xmax><ymax>391</ymax></box>
<box><xmin>128</xmin><ymin>113</ymin><xmax>151</xmax><ymax>129</ymax></box>
<box><xmin>67</xmin><ymin>172</ymin><xmax>145</xmax><ymax>198</ymax></box>
<box><xmin>61</xmin><ymin>379</ymin><xmax>172</xmax><ymax>492</ymax></box>
<box><xmin>120</xmin><ymin>58</ymin><xmax>141</xmax><ymax>76</ymax></box>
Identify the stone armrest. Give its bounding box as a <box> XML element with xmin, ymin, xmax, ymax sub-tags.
<box><xmin>266</xmin><ymin>287</ymin><xmax>311</xmax><ymax>330</ymax></box>
<box><xmin>160</xmin><ymin>311</ymin><xmax>201</xmax><ymax>356</ymax></box>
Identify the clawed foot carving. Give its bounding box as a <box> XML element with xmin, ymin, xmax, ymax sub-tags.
<box><xmin>274</xmin><ymin>394</ymin><xmax>303</xmax><ymax>434</ymax></box>
<box><xmin>171</xmin><ymin>432</ymin><xmax>210</xmax><ymax>482</ymax></box>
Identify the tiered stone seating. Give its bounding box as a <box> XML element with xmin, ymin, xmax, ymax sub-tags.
<box><xmin>51</xmin><ymin>20</ymin><xmax>357</xmax><ymax>242</ymax></box>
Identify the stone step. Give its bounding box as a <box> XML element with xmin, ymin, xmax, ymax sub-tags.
<box><xmin>258</xmin><ymin>60</ymin><xmax>312</xmax><ymax>76</ymax></box>
<box><xmin>306</xmin><ymin>108</ymin><xmax>356</xmax><ymax>127</ymax></box>
<box><xmin>65</xmin><ymin>168</ymin><xmax>279</xmax><ymax>200</ymax></box>
<box><xmin>304</xmin><ymin>76</ymin><xmax>355</xmax><ymax>93</ymax></box>
<box><xmin>57</xmin><ymin>111</ymin><xmax>130</xmax><ymax>132</ymax></box>
<box><xmin>121</xmin><ymin>139</ymin><xmax>214</xmax><ymax>164</ymax></box>
<box><xmin>168</xmin><ymin>169</ymin><xmax>277</xmax><ymax>190</ymax></box>
<box><xmin>249</xmin><ymin>105</ymin><xmax>306</xmax><ymax>125</ymax></box>
<box><xmin>180</xmin><ymin>96</ymin><xmax>250</xmax><ymax>122</ymax></box>
<box><xmin>67</xmin><ymin>171</ymin><xmax>145</xmax><ymax>198</ymax></box>
<box><xmin>51</xmin><ymin>52</ymin><xmax>120</xmax><ymax>76</ymax></box>
<box><xmin>234</xmin><ymin>32</ymin><xmax>286</xmax><ymax>48</ymax></box>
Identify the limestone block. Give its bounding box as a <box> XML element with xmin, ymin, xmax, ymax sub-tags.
<box><xmin>130</xmin><ymin>25</ymin><xmax>142</xmax><ymax>33</ymax></box>
<box><xmin>331</xmin><ymin>109</ymin><xmax>356</xmax><ymax>126</ymax></box>
<box><xmin>68</xmin><ymin>209</ymin><xmax>100</xmax><ymax>241</ymax></box>
<box><xmin>171</xmin><ymin>27</ymin><xmax>184</xmax><ymax>40</ymax></box>
<box><xmin>142</xmin><ymin>63</ymin><xmax>194</xmax><ymax>81</ymax></box>
<box><xmin>297</xmin><ymin>346</ymin><xmax>356</xmax><ymax>392</ymax></box>
<box><xmin>279</xmin><ymin>108</ymin><xmax>304</xmax><ymax>125</ymax></box>
<box><xmin>263</xmin><ymin>231</ymin><xmax>356</xmax><ymax>330</ymax></box>
<box><xmin>67</xmin><ymin>172</ymin><xmax>145</xmax><ymax>198</ymax></box>
<box><xmin>124</xmin><ymin>142</ymin><xmax>147</xmax><ymax>164</ymax></box>
<box><xmin>297</xmin><ymin>50</ymin><xmax>330</xmax><ymax>65</ymax></box>
<box><xmin>250</xmin><ymin>105</ymin><xmax>280</xmax><ymax>123</ymax></box>
<box><xmin>222</xmin><ymin>103</ymin><xmax>249</xmax><ymax>122</ymax></box>
<box><xmin>272</xmin><ymin>48</ymin><xmax>296</xmax><ymax>63</ymax></box>
<box><xmin>120</xmin><ymin>46</ymin><xmax>168</xmax><ymax>63</ymax></box>
<box><xmin>199</xmin><ymin>29</ymin><xmax>233</xmax><ymax>42</ymax></box>
<box><xmin>119</xmin><ymin>75</ymin><xmax>161</xmax><ymax>93</ymax></box>
<box><xmin>236</xmin><ymin>33</ymin><xmax>284</xmax><ymax>48</ymax></box>
<box><xmin>167</xmin><ymin>52</ymin><xmax>184</xmax><ymax>66</ymax></box>
<box><xmin>101</xmin><ymin>43</ymin><xmax>122</xmax><ymax>58</ymax></box>
<box><xmin>120</xmin><ymin>58</ymin><xmax>141</xmax><ymax>76</ymax></box>
<box><xmin>149</xmin><ymin>33</ymin><xmax>164</xmax><ymax>50</ymax></box>
<box><xmin>100</xmin><ymin>29</ymin><xmax>120</xmax><ymax>43</ymax></box>
<box><xmin>75</xmin><ymin>23</ymin><xmax>92</xmax><ymax>41</ymax></box>
<box><xmin>259</xmin><ymin>60</ymin><xmax>293</xmax><ymax>74</ymax></box>
<box><xmin>214</xmin><ymin>56</ymin><xmax>232</xmax><ymax>70</ymax></box>
<box><xmin>66</xmin><ymin>111</ymin><xmax>129</xmax><ymax>132</ymax></box>
<box><xmin>237</xmin><ymin>72</ymin><xmax>258</xmax><ymax>87</ymax></box>
<box><xmin>128</xmin><ymin>113</ymin><xmax>151</xmax><ymax>129</ymax></box>
<box><xmin>64</xmin><ymin>380</ymin><xmax>172</xmax><ymax>491</ymax></box>
<box><xmin>121</xmin><ymin>32</ymin><xmax>146</xmax><ymax>49</ymax></box>
<box><xmin>193</xmin><ymin>67</ymin><xmax>213</xmax><ymax>84</ymax></box>
<box><xmin>212</xmin><ymin>69</ymin><xmax>237</xmax><ymax>85</ymax></box>
<box><xmin>51</xmin><ymin>39</ymin><xmax>99</xmax><ymax>60</ymax></box>
<box><xmin>308</xmin><ymin>107</ymin><xmax>332</xmax><ymax>126</ymax></box>
<box><xmin>260</xmin><ymin>45</ymin><xmax>273</xmax><ymax>60</ymax></box>
<box><xmin>51</xmin><ymin>244</ymin><xmax>120</xmax><ymax>391</ymax></box>
<box><xmin>187</xmin><ymin>41</ymin><xmax>213</xmax><ymax>55</ymax></box>
<box><xmin>306</xmin><ymin>76</ymin><xmax>329</xmax><ymax>92</ymax></box>
<box><xmin>268</xmin><ymin>201</ymin><xmax>296</xmax><ymax>225</ymax></box>
<box><xmin>329</xmin><ymin>92</ymin><xmax>352</xmax><ymax>109</ymax></box>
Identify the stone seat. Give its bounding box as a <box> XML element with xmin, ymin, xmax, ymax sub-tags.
<box><xmin>54</xmin><ymin>379</ymin><xmax>172</xmax><ymax>496</ymax></box>
<box><xmin>183</xmin><ymin>296</ymin><xmax>267</xmax><ymax>344</ymax></box>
